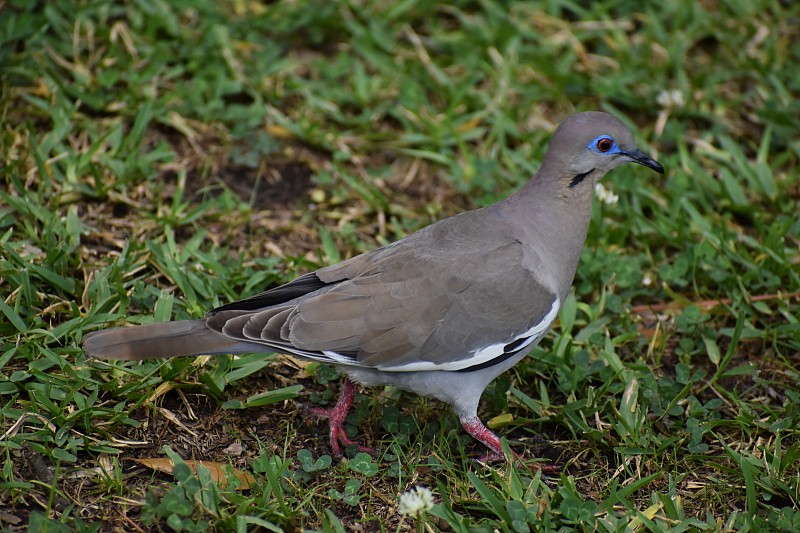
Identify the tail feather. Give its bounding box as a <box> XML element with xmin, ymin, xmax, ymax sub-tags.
<box><xmin>83</xmin><ymin>319</ymin><xmax>260</xmax><ymax>360</ymax></box>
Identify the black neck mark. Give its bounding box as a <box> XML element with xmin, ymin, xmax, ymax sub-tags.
<box><xmin>569</xmin><ymin>168</ymin><xmax>594</xmax><ymax>188</ymax></box>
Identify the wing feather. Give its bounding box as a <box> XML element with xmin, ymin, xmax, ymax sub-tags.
<box><xmin>204</xmin><ymin>208</ymin><xmax>562</xmax><ymax>372</ymax></box>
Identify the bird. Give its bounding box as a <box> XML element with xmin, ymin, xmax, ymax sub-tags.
<box><xmin>84</xmin><ymin>111</ymin><xmax>664</xmax><ymax>462</ymax></box>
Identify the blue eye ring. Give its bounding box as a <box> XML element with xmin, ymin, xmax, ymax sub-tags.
<box><xmin>588</xmin><ymin>135</ymin><xmax>620</xmax><ymax>155</ymax></box>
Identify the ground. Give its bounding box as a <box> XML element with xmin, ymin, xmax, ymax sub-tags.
<box><xmin>1</xmin><ymin>1</ymin><xmax>800</xmax><ymax>531</ymax></box>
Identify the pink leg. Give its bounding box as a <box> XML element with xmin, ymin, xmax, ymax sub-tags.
<box><xmin>307</xmin><ymin>379</ymin><xmax>373</xmax><ymax>457</ymax></box>
<box><xmin>462</xmin><ymin>417</ymin><xmax>506</xmax><ymax>462</ymax></box>
<box><xmin>461</xmin><ymin>417</ymin><xmax>558</xmax><ymax>472</ymax></box>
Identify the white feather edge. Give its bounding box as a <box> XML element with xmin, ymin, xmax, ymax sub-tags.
<box><xmin>379</xmin><ymin>297</ymin><xmax>560</xmax><ymax>372</ymax></box>
<box><xmin>241</xmin><ymin>298</ymin><xmax>561</xmax><ymax>373</ymax></box>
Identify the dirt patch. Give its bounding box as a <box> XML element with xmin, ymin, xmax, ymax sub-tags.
<box><xmin>169</xmin><ymin>158</ymin><xmax>315</xmax><ymax>211</ymax></box>
<box><xmin>222</xmin><ymin>160</ymin><xmax>313</xmax><ymax>209</ymax></box>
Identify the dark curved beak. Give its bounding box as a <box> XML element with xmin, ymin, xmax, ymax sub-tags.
<box><xmin>624</xmin><ymin>148</ymin><xmax>665</xmax><ymax>174</ymax></box>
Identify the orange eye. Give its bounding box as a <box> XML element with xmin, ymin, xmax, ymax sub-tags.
<box><xmin>597</xmin><ymin>138</ymin><xmax>613</xmax><ymax>152</ymax></box>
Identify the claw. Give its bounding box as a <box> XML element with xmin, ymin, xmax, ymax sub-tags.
<box><xmin>307</xmin><ymin>379</ymin><xmax>373</xmax><ymax>457</ymax></box>
<box><xmin>462</xmin><ymin>417</ymin><xmax>559</xmax><ymax>472</ymax></box>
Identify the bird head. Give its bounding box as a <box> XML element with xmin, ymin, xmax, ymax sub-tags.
<box><xmin>546</xmin><ymin>112</ymin><xmax>664</xmax><ymax>181</ymax></box>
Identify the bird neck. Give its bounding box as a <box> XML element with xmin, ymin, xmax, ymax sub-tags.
<box><xmin>496</xmin><ymin>170</ymin><xmax>597</xmax><ymax>295</ymax></box>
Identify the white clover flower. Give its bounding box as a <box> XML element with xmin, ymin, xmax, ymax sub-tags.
<box><xmin>642</xmin><ymin>274</ymin><xmax>653</xmax><ymax>286</ymax></box>
<box><xmin>398</xmin><ymin>486</ymin><xmax>434</xmax><ymax>518</ymax></box>
<box><xmin>656</xmin><ymin>89</ymin><xmax>685</xmax><ymax>109</ymax></box>
<box><xmin>594</xmin><ymin>182</ymin><xmax>619</xmax><ymax>206</ymax></box>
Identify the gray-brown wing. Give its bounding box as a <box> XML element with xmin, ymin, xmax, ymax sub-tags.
<box><xmin>208</xmin><ymin>209</ymin><xmax>560</xmax><ymax>372</ymax></box>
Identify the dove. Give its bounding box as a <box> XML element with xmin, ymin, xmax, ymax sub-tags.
<box><xmin>84</xmin><ymin>112</ymin><xmax>664</xmax><ymax>461</ymax></box>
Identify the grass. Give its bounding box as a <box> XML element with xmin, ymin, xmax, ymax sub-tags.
<box><xmin>1</xmin><ymin>0</ymin><xmax>799</xmax><ymax>530</ymax></box>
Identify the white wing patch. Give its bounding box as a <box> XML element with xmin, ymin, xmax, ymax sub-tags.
<box><xmin>322</xmin><ymin>350</ymin><xmax>358</xmax><ymax>363</ymax></box>
<box><xmin>380</xmin><ymin>297</ymin><xmax>561</xmax><ymax>372</ymax></box>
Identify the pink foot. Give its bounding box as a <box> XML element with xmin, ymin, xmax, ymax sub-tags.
<box><xmin>307</xmin><ymin>379</ymin><xmax>373</xmax><ymax>457</ymax></box>
<box><xmin>461</xmin><ymin>417</ymin><xmax>559</xmax><ymax>472</ymax></box>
